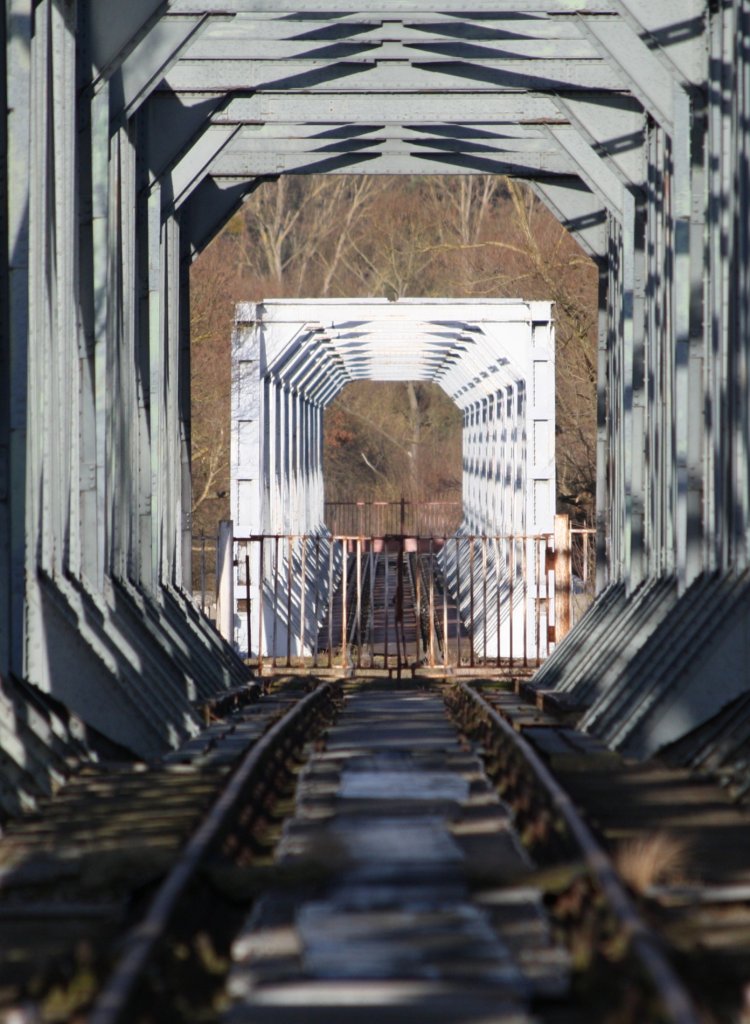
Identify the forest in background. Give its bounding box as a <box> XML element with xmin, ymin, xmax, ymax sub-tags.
<box><xmin>190</xmin><ymin>175</ymin><xmax>598</xmax><ymax>540</ymax></box>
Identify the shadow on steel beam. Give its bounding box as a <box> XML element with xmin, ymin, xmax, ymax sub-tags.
<box><xmin>527</xmin><ymin>570</ymin><xmax>750</xmax><ymax>762</ymax></box>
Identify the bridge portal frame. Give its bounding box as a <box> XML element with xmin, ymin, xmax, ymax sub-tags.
<box><xmin>230</xmin><ymin>298</ymin><xmax>555</xmax><ymax>661</ymax></box>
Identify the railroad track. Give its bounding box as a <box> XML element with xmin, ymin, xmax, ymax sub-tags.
<box><xmin>2</xmin><ymin>677</ymin><xmax>748</xmax><ymax>1022</ymax></box>
<box><xmin>316</xmin><ymin>546</ymin><xmax>468</xmax><ymax>672</ymax></box>
<box><xmin>315</xmin><ymin>549</ymin><xmax>421</xmax><ymax>670</ymax></box>
<box><xmin>0</xmin><ymin>680</ymin><xmax>340</xmax><ymax>1023</ymax></box>
<box><xmin>477</xmin><ymin>683</ymin><xmax>750</xmax><ymax>1024</ymax></box>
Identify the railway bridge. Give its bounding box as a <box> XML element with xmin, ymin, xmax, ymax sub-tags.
<box><xmin>4</xmin><ymin>0</ymin><xmax>748</xmax><ymax>763</ymax></box>
<box><xmin>3</xmin><ymin>5</ymin><xmax>750</xmax><ymax>1019</ymax></box>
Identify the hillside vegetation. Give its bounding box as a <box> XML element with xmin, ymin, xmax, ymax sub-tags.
<box><xmin>190</xmin><ymin>175</ymin><xmax>597</xmax><ymax>538</ymax></box>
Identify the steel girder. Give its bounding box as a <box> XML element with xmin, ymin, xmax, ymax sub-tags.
<box><xmin>0</xmin><ymin>0</ymin><xmax>249</xmax><ymax>764</ymax></box>
<box><xmin>3</xmin><ymin>0</ymin><xmax>750</xmax><ymax>769</ymax></box>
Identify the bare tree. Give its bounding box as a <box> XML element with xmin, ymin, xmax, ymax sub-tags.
<box><xmin>227</xmin><ymin>176</ymin><xmax>383</xmax><ymax>296</ymax></box>
<box><xmin>323</xmin><ymin>381</ymin><xmax>462</xmax><ymax>503</ymax></box>
<box><xmin>346</xmin><ymin>183</ymin><xmax>443</xmax><ymax>298</ymax></box>
<box><xmin>189</xmin><ymin>238</ymin><xmax>238</xmax><ymax>533</ymax></box>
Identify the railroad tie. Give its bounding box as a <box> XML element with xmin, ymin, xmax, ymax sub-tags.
<box><xmin>223</xmin><ymin>686</ymin><xmax>569</xmax><ymax>1023</ymax></box>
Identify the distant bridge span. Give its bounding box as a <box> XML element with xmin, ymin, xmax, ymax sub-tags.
<box><xmin>1</xmin><ymin>2</ymin><xmax>748</xmax><ymax>791</ymax></box>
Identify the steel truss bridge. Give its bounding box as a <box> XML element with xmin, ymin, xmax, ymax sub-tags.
<box><xmin>1</xmin><ymin>1</ymin><xmax>749</xmax><ymax>792</ymax></box>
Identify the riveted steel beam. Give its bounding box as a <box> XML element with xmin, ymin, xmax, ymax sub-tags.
<box><xmin>145</xmin><ymin>91</ymin><xmax>230</xmax><ymax>182</ymax></box>
<box><xmin>1</xmin><ymin>0</ymin><xmax>32</xmax><ymax>680</ymax></box>
<box><xmin>551</xmin><ymin>93</ymin><xmax>646</xmax><ymax>190</ymax></box>
<box><xmin>109</xmin><ymin>14</ymin><xmax>221</xmax><ymax>120</ymax></box>
<box><xmin>85</xmin><ymin>0</ymin><xmax>168</xmax><ymax>83</ymax></box>
<box><xmin>541</xmin><ymin>123</ymin><xmax>625</xmax><ymax>217</ymax></box>
<box><xmin>185</xmin><ymin>31</ymin><xmax>601</xmax><ymax>62</ymax></box>
<box><xmin>610</xmin><ymin>0</ymin><xmax>707</xmax><ymax>89</ymax></box>
<box><xmin>180</xmin><ymin>12</ymin><xmax>604</xmax><ymax>42</ymax></box>
<box><xmin>209</xmin><ymin>121</ymin><xmax>556</xmax><ymax>145</ymax></box>
<box><xmin>162</xmin><ymin>57</ymin><xmax>620</xmax><ymax>93</ymax></box>
<box><xmin>170</xmin><ymin>1</ymin><xmax>618</xmax><ymax>12</ymax></box>
<box><xmin>575</xmin><ymin>14</ymin><xmax>676</xmax><ymax>129</ymax></box>
<box><xmin>180</xmin><ymin>175</ymin><xmax>272</xmax><ymax>258</ymax></box>
<box><xmin>212</xmin><ymin>90</ymin><xmax>567</xmax><ymax>125</ymax></box>
<box><xmin>210</xmin><ymin>124</ymin><xmax>562</xmax><ymax>158</ymax></box>
<box><xmin>207</xmin><ymin>144</ymin><xmax>577</xmax><ymax>178</ymax></box>
<box><xmin>530</xmin><ymin>178</ymin><xmax>607</xmax><ymax>258</ymax></box>
<box><xmin>167</xmin><ymin>123</ymin><xmax>243</xmax><ymax>206</ymax></box>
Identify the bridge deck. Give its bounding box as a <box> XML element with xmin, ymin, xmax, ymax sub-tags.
<box><xmin>224</xmin><ymin>687</ymin><xmax>566</xmax><ymax>1023</ymax></box>
<box><xmin>3</xmin><ymin>678</ymin><xmax>750</xmax><ymax>1021</ymax></box>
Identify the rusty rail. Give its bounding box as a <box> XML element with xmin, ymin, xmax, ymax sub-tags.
<box><xmin>89</xmin><ymin>683</ymin><xmax>339</xmax><ymax>1024</ymax></box>
<box><xmin>450</xmin><ymin>683</ymin><xmax>701</xmax><ymax>1024</ymax></box>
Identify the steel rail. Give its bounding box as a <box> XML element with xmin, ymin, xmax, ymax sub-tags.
<box><xmin>456</xmin><ymin>682</ymin><xmax>701</xmax><ymax>1024</ymax></box>
<box><xmin>89</xmin><ymin>683</ymin><xmax>337</xmax><ymax>1024</ymax></box>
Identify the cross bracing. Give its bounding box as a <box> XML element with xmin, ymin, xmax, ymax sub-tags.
<box><xmin>1</xmin><ymin>0</ymin><xmax>748</xmax><ymax>784</ymax></box>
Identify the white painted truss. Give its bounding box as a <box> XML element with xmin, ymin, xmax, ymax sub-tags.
<box><xmin>231</xmin><ymin>298</ymin><xmax>555</xmax><ymax>659</ymax></box>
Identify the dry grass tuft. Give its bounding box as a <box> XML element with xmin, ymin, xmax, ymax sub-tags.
<box><xmin>614</xmin><ymin>832</ymin><xmax>691</xmax><ymax>894</ymax></box>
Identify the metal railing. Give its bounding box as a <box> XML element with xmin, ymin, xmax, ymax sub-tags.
<box><xmin>324</xmin><ymin>499</ymin><xmax>462</xmax><ymax>538</ymax></box>
<box><xmin>232</xmin><ymin>531</ymin><xmax>559</xmax><ymax>675</ymax></box>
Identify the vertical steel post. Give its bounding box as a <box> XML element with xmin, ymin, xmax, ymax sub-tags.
<box><xmin>428</xmin><ymin>538</ymin><xmax>436</xmax><ymax>667</ymax></box>
<box><xmin>356</xmin><ymin>537</ymin><xmax>362</xmax><ymax>670</ymax></box>
<box><xmin>469</xmin><ymin>535</ymin><xmax>476</xmax><ymax>668</ymax></box>
<box><xmin>272</xmin><ymin>534</ymin><xmax>279</xmax><ymax>669</ymax></box>
<box><xmin>327</xmin><ymin>540</ymin><xmax>333</xmax><ymax>669</ymax></box>
<box><xmin>341</xmin><ymin>542</ymin><xmax>348</xmax><ymax>671</ymax></box>
<box><xmin>509</xmin><ymin>538</ymin><xmax>515</xmax><ymax>667</ymax></box>
<box><xmin>299</xmin><ymin>537</ymin><xmax>307</xmax><ymax>661</ymax></box>
<box><xmin>415</xmin><ymin>542</ymin><xmax>422</xmax><ymax>665</ymax></box>
<box><xmin>245</xmin><ymin>550</ymin><xmax>251</xmax><ymax>660</ymax></box>
<box><xmin>442</xmin><ymin>540</ymin><xmax>449</xmax><ymax>668</ymax></box>
<box><xmin>495</xmin><ymin>536</ymin><xmax>501</xmax><ymax>668</ymax></box>
<box><xmin>482</xmin><ymin>536</ymin><xmax>488</xmax><ymax>664</ymax></box>
<box><xmin>258</xmin><ymin>538</ymin><xmax>265</xmax><ymax>673</ymax></box>
<box><xmin>455</xmin><ymin>536</ymin><xmax>463</xmax><ymax>666</ymax></box>
<box><xmin>534</xmin><ymin>538</ymin><xmax>541</xmax><ymax>667</ymax></box>
<box><xmin>313</xmin><ymin>536</ymin><xmax>320</xmax><ymax>669</ymax></box>
<box><xmin>396</xmin><ymin>537</ymin><xmax>404</xmax><ymax>679</ymax></box>
<box><xmin>522</xmin><ymin>540</ymin><xmax>528</xmax><ymax>668</ymax></box>
<box><xmin>384</xmin><ymin>547</ymin><xmax>390</xmax><ymax>669</ymax></box>
<box><xmin>368</xmin><ymin>545</ymin><xmax>375</xmax><ymax>661</ymax></box>
<box><xmin>215</xmin><ymin>520</ymin><xmax>234</xmax><ymax>645</ymax></box>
